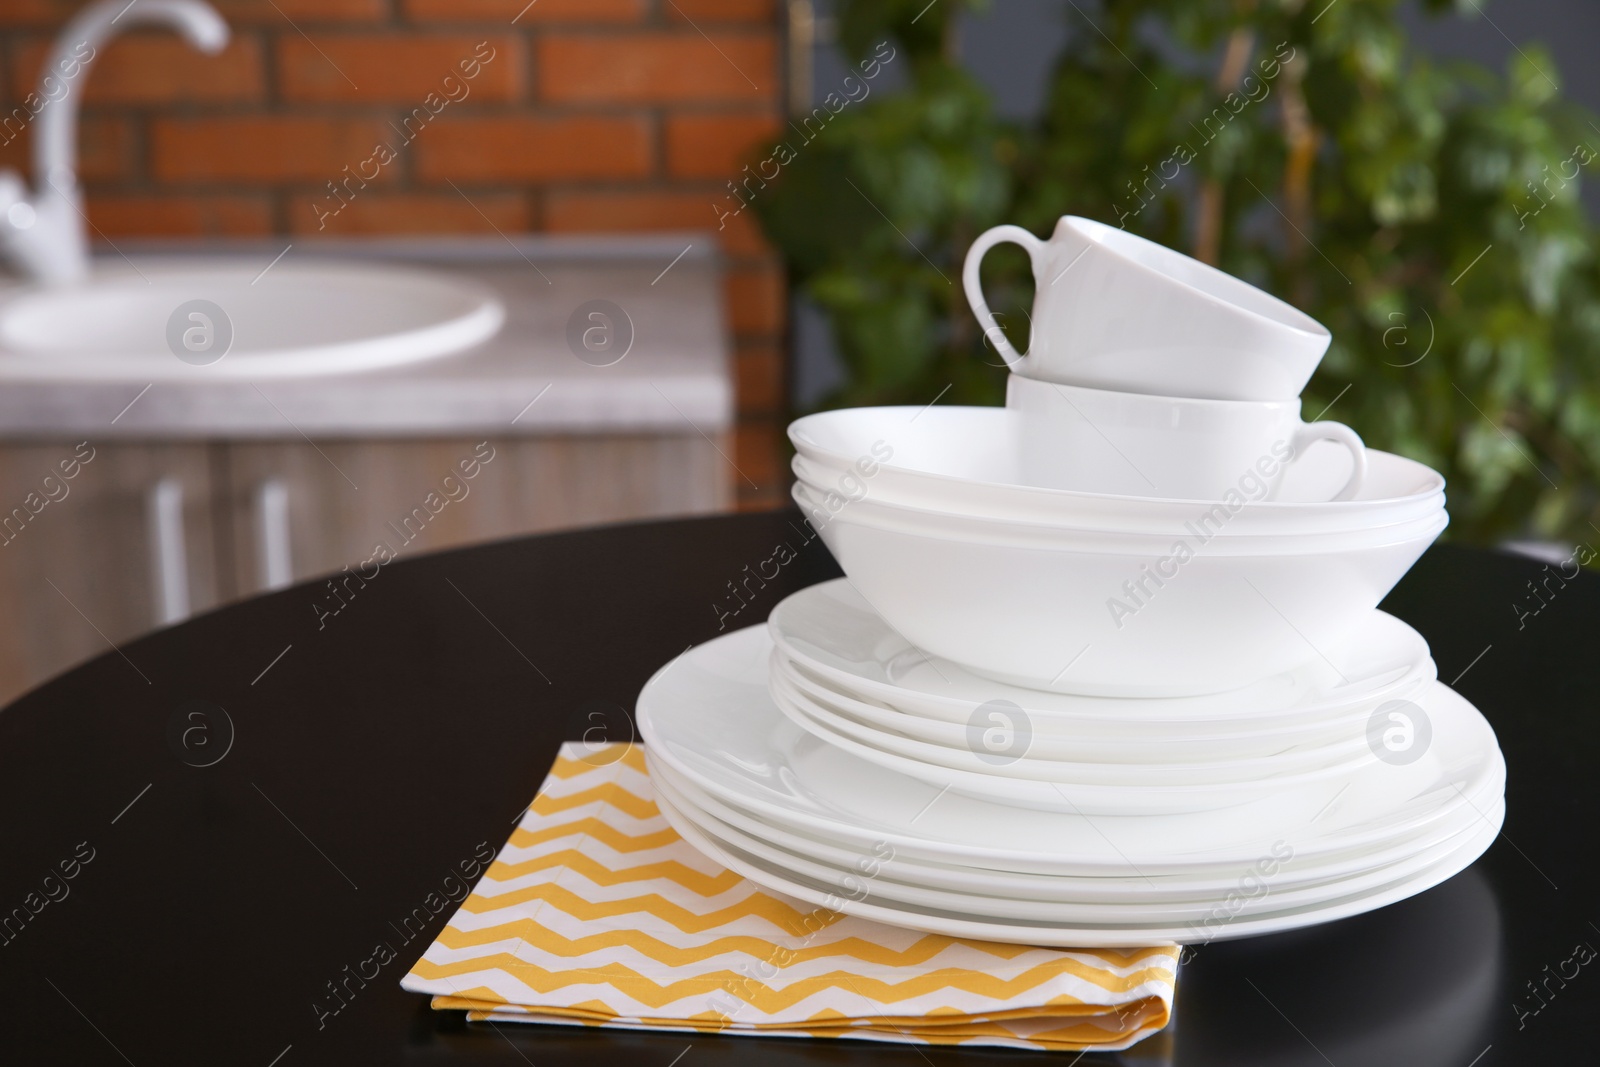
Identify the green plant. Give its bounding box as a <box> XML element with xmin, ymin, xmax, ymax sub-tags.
<box><xmin>754</xmin><ymin>0</ymin><xmax>1600</xmax><ymax>546</ymax></box>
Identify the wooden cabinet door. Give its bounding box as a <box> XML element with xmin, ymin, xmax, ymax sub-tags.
<box><xmin>223</xmin><ymin>435</ymin><xmax>732</xmax><ymax>598</ymax></box>
<box><xmin>0</xmin><ymin>442</ymin><xmax>219</xmax><ymax>703</ymax></box>
<box><xmin>0</xmin><ymin>433</ymin><xmax>732</xmax><ymax>705</ymax></box>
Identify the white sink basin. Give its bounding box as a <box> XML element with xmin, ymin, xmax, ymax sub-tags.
<box><xmin>0</xmin><ymin>258</ymin><xmax>505</xmax><ymax>380</ymax></box>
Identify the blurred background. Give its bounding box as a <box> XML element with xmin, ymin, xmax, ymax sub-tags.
<box><xmin>0</xmin><ymin>0</ymin><xmax>1593</xmax><ymax>705</ymax></box>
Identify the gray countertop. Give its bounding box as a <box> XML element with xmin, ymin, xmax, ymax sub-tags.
<box><xmin>0</xmin><ymin>234</ymin><xmax>734</xmax><ymax>440</ymax></box>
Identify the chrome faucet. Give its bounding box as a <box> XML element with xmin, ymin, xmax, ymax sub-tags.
<box><xmin>0</xmin><ymin>0</ymin><xmax>228</xmax><ymax>284</ymax></box>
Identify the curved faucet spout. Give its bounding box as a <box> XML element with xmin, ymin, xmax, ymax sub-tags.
<box><xmin>9</xmin><ymin>0</ymin><xmax>229</xmax><ymax>283</ymax></box>
<box><xmin>37</xmin><ymin>0</ymin><xmax>229</xmax><ymax>193</ymax></box>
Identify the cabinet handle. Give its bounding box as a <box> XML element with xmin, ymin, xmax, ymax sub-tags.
<box><xmin>146</xmin><ymin>477</ymin><xmax>190</xmax><ymax>626</ymax></box>
<box><xmin>256</xmin><ymin>479</ymin><xmax>293</xmax><ymax>591</ymax></box>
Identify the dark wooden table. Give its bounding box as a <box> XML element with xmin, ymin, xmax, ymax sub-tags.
<box><xmin>0</xmin><ymin>511</ymin><xmax>1588</xmax><ymax>1065</ymax></box>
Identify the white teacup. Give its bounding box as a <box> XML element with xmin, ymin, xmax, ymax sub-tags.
<box><xmin>1007</xmin><ymin>374</ymin><xmax>1366</xmax><ymax>502</ymax></box>
<box><xmin>965</xmin><ymin>216</ymin><xmax>1332</xmax><ymax>401</ymax></box>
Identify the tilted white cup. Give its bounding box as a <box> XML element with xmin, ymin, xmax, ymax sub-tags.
<box><xmin>1007</xmin><ymin>374</ymin><xmax>1367</xmax><ymax>502</ymax></box>
<box><xmin>965</xmin><ymin>216</ymin><xmax>1332</xmax><ymax>401</ymax></box>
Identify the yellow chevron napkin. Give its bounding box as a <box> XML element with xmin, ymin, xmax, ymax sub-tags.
<box><xmin>401</xmin><ymin>742</ymin><xmax>1178</xmax><ymax>1052</ymax></box>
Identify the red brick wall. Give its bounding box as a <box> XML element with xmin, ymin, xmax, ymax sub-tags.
<box><xmin>0</xmin><ymin>0</ymin><xmax>788</xmax><ymax>509</ymax></box>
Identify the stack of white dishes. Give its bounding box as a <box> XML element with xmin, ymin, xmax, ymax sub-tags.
<box><xmin>637</xmin><ymin>618</ymin><xmax>1503</xmax><ymax>947</ymax></box>
<box><xmin>638</xmin><ymin>216</ymin><xmax>1504</xmax><ymax>945</ymax></box>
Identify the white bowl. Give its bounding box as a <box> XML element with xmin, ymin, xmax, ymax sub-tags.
<box><xmin>803</xmin><ymin>486</ymin><xmax>1448</xmax><ymax>696</ymax></box>
<box><xmin>795</xmin><ymin>477</ymin><xmax>1446</xmax><ymax>555</ymax></box>
<box><xmin>790</xmin><ymin>406</ymin><xmax>1444</xmax><ymax>534</ymax></box>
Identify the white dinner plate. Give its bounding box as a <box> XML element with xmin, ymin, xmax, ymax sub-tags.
<box><xmin>652</xmin><ymin>772</ymin><xmax>1504</xmax><ymax>946</ymax></box>
<box><xmin>769</xmin><ymin>579</ymin><xmax>1436</xmax><ymax>731</ymax></box>
<box><xmin>635</xmin><ymin>624</ymin><xmax>1503</xmax><ymax>877</ymax></box>
<box><xmin>651</xmin><ymin>756</ymin><xmax>1499</xmax><ymax>902</ymax></box>
<box><xmin>655</xmin><ymin>769</ymin><xmax>1502</xmax><ymax>926</ymax></box>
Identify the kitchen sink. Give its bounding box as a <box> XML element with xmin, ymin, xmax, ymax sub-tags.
<box><xmin>0</xmin><ymin>258</ymin><xmax>505</xmax><ymax>381</ymax></box>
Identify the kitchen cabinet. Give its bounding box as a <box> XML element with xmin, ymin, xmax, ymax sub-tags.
<box><xmin>221</xmin><ymin>435</ymin><xmax>729</xmax><ymax>600</ymax></box>
<box><xmin>0</xmin><ymin>434</ymin><xmax>731</xmax><ymax>703</ymax></box>
<box><xmin>0</xmin><ymin>441</ymin><xmax>221</xmax><ymax>695</ymax></box>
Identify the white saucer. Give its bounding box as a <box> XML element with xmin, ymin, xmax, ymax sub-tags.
<box><xmin>773</xmin><ymin>649</ymin><xmax>1386</xmax><ymax>764</ymax></box>
<box><xmin>768</xmin><ymin>579</ymin><xmax>1436</xmax><ymax>733</ymax></box>
<box><xmin>635</xmin><ymin>624</ymin><xmax>1504</xmax><ymax>877</ymax></box>
<box><xmin>769</xmin><ymin>668</ymin><xmax>1378</xmax><ymax>815</ymax></box>
<box><xmin>771</xmin><ymin>664</ymin><xmax>1377</xmax><ymax>785</ymax></box>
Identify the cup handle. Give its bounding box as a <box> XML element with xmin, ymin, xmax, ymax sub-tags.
<box><xmin>963</xmin><ymin>225</ymin><xmax>1046</xmax><ymax>369</ymax></box>
<box><xmin>1289</xmin><ymin>421</ymin><xmax>1368</xmax><ymax>502</ymax></box>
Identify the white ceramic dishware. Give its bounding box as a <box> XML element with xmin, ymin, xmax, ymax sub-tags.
<box><xmin>792</xmin><ymin>479</ymin><xmax>1444</xmax><ymax>556</ymax></box>
<box><xmin>1005</xmin><ymin>374</ymin><xmax>1367</xmax><ymax>501</ymax></box>
<box><xmin>962</xmin><ymin>215</ymin><xmax>1331</xmax><ymax>401</ymax></box>
<box><xmin>803</xmin><ymin>483</ymin><xmax>1446</xmax><ymax>694</ymax></box>
<box><xmin>788</xmin><ymin>406</ymin><xmax>1443</xmax><ymax>534</ymax></box>
<box><xmin>654</xmin><ymin>781</ymin><xmax>1502</xmax><ymax>946</ymax></box>
<box><xmin>656</xmin><ymin>772</ymin><xmax>1502</xmax><ymax>926</ymax></box>
<box><xmin>635</xmin><ymin>625</ymin><xmax>1504</xmax><ymax>877</ymax></box>
<box><xmin>770</xmin><ymin>654</ymin><xmax>1381</xmax><ymax>771</ymax></box>
<box><xmin>767</xmin><ymin>580</ymin><xmax>1438</xmax><ymax>739</ymax></box>
<box><xmin>773</xmin><ymin>653</ymin><xmax>1407</xmax><ymax>765</ymax></box>
<box><xmin>655</xmin><ymin>731</ymin><xmax>1496</xmax><ymax>896</ymax></box>
<box><xmin>651</xmin><ymin>759</ymin><xmax>1492</xmax><ymax>903</ymax></box>
<box><xmin>634</xmin><ymin>626</ymin><xmax>1505</xmax><ymax>944</ymax></box>
<box><xmin>767</xmin><ymin>670</ymin><xmax>1376</xmax><ymax>814</ymax></box>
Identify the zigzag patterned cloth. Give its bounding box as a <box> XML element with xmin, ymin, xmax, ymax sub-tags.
<box><xmin>401</xmin><ymin>742</ymin><xmax>1179</xmax><ymax>1052</ymax></box>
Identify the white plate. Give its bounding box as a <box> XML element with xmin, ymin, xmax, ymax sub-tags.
<box><xmin>657</xmin><ymin>770</ymin><xmax>1502</xmax><ymax>925</ymax></box>
<box><xmin>652</xmin><ymin>758</ymin><xmax>1500</xmax><ymax>903</ymax></box>
<box><xmin>653</xmin><ymin>772</ymin><xmax>1503</xmax><ymax>946</ymax></box>
<box><xmin>773</xmin><ymin>650</ymin><xmax>1386</xmax><ymax>763</ymax></box>
<box><xmin>635</xmin><ymin>624</ymin><xmax>1503</xmax><ymax>876</ymax></box>
<box><xmin>770</xmin><ymin>669</ymin><xmax>1377</xmax><ymax>815</ymax></box>
<box><xmin>772</xmin><ymin>658</ymin><xmax>1378</xmax><ymax>779</ymax></box>
<box><xmin>769</xmin><ymin>578</ymin><xmax>1436</xmax><ymax>729</ymax></box>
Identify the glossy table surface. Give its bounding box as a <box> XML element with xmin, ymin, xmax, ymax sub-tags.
<box><xmin>0</xmin><ymin>511</ymin><xmax>1589</xmax><ymax>1065</ymax></box>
